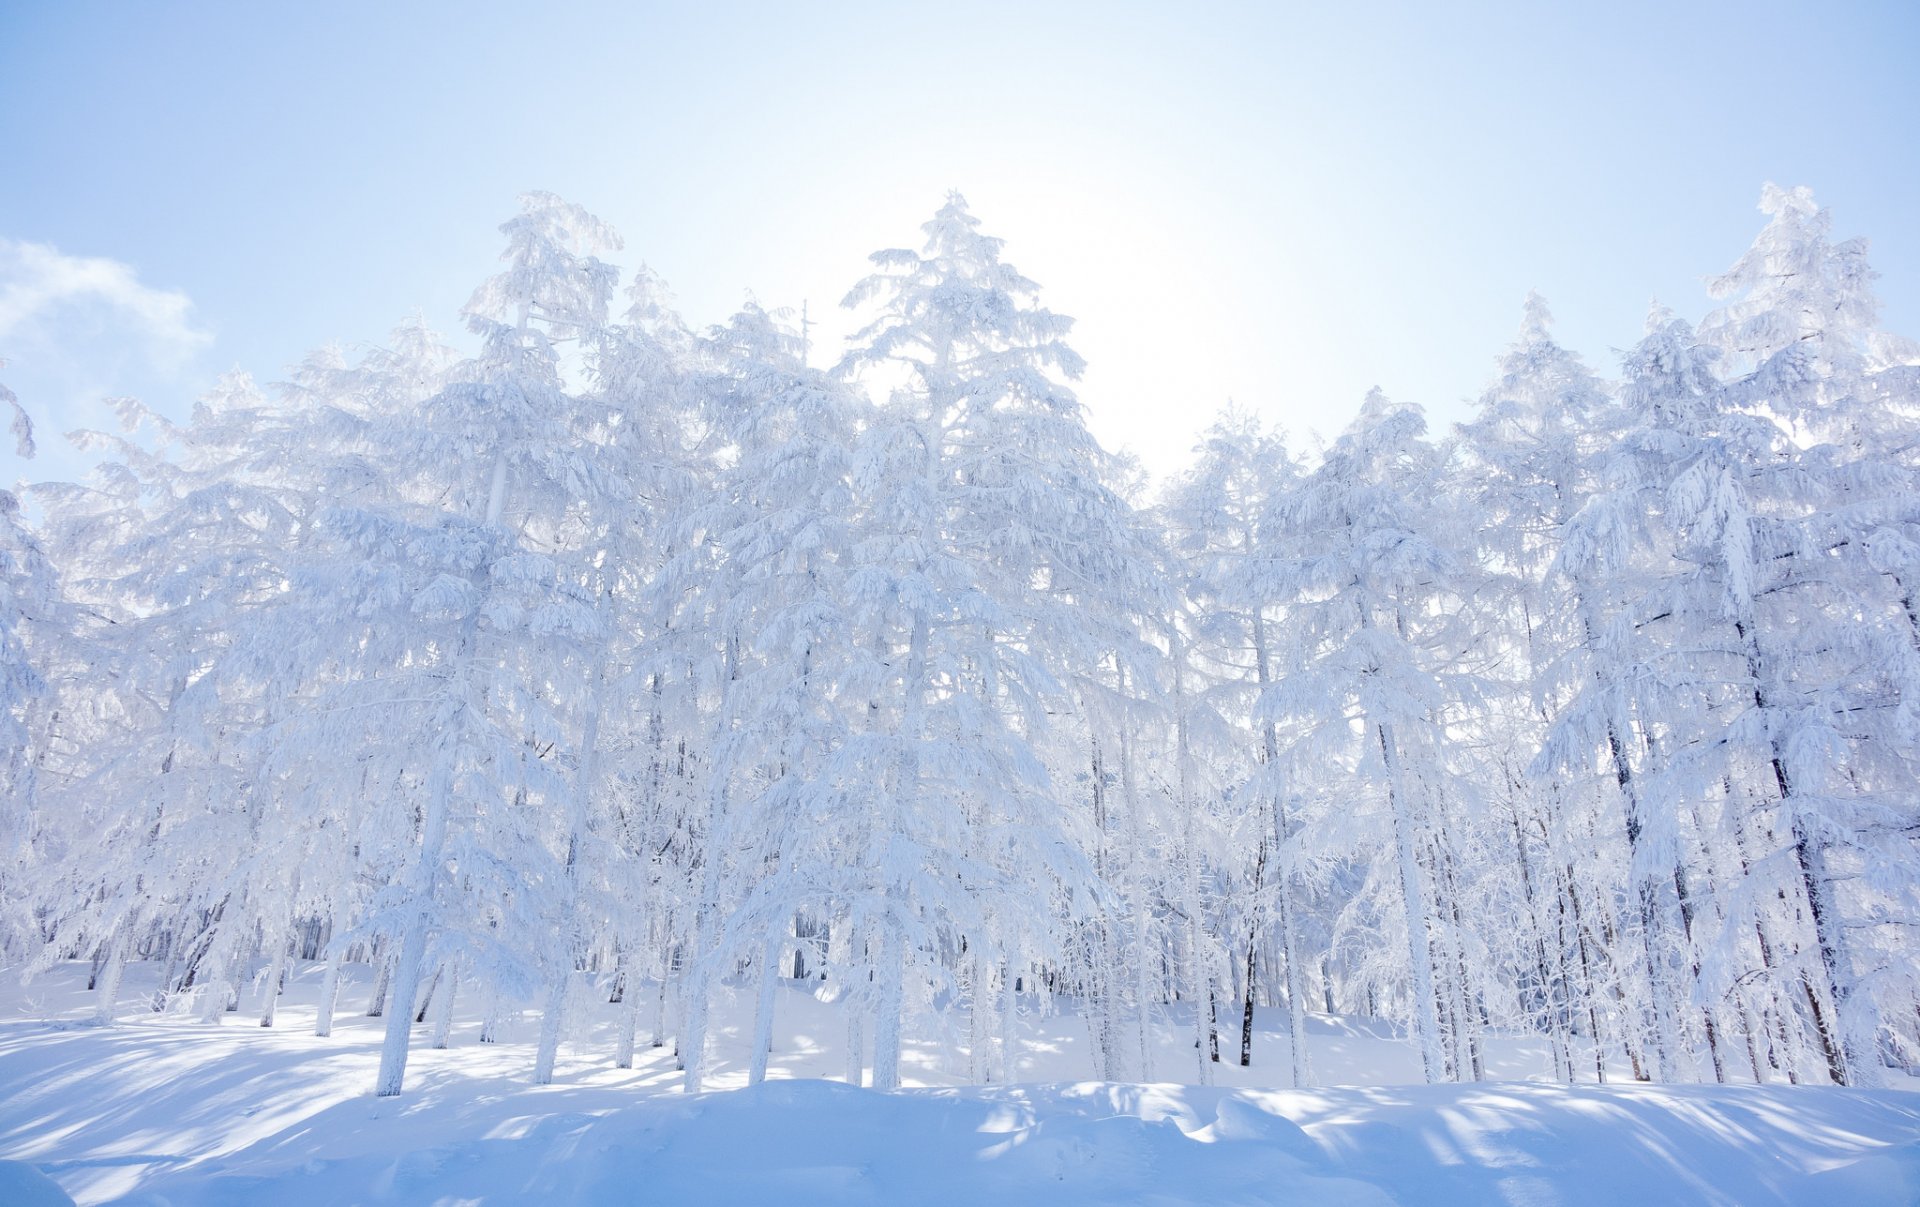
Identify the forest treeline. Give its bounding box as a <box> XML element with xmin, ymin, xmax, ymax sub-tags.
<box><xmin>1</xmin><ymin>185</ymin><xmax>1916</xmax><ymax>1096</ymax></box>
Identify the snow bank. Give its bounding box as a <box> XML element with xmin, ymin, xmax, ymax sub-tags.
<box><xmin>3</xmin><ymin>963</ymin><xmax>1917</xmax><ymax>1205</ymax></box>
<box><xmin>70</xmin><ymin>1080</ymin><xmax>1920</xmax><ymax>1207</ymax></box>
<box><xmin>0</xmin><ymin>1161</ymin><xmax>76</xmax><ymax>1207</ymax></box>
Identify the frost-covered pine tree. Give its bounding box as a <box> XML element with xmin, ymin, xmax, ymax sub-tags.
<box><xmin>1694</xmin><ymin>185</ymin><xmax>1920</xmax><ymax>1086</ymax></box>
<box><xmin>1161</xmin><ymin>408</ymin><xmax>1314</xmax><ymax>1085</ymax></box>
<box><xmin>309</xmin><ymin>192</ymin><xmax>622</xmax><ymax>1097</ymax></box>
<box><xmin>1259</xmin><ymin>389</ymin><xmax>1485</xmax><ymax>1083</ymax></box>
<box><xmin>1462</xmin><ymin>295</ymin><xmax>1704</xmax><ymax>1083</ymax></box>
<box><xmin>1555</xmin><ymin>303</ymin><xmax>1884</xmax><ymax>1086</ymax></box>
<box><xmin>824</xmin><ymin>194</ymin><xmax>1107</xmax><ymax>1090</ymax></box>
<box><xmin>663</xmin><ymin>301</ymin><xmax>868</xmax><ymax>1088</ymax></box>
<box><xmin>561</xmin><ymin>260</ymin><xmax>710</xmax><ymax>1075</ymax></box>
<box><xmin>25</xmin><ymin>374</ymin><xmax>349</xmax><ymax>1027</ymax></box>
<box><xmin>0</xmin><ymin>374</ymin><xmax>54</xmax><ymax>951</ymax></box>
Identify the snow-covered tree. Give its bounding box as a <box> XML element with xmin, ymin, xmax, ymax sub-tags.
<box><xmin>1161</xmin><ymin>408</ymin><xmax>1315</xmax><ymax>1084</ymax></box>
<box><xmin>6</xmin><ymin>180</ymin><xmax>1917</xmax><ymax>1100</ymax></box>
<box><xmin>816</xmin><ymin>193</ymin><xmax>1115</xmax><ymax>1090</ymax></box>
<box><xmin>1259</xmin><ymin>390</ymin><xmax>1488</xmax><ymax>1082</ymax></box>
<box><xmin>0</xmin><ymin>374</ymin><xmax>55</xmax><ymax>953</ymax></box>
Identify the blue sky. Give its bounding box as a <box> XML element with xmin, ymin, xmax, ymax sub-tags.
<box><xmin>3</xmin><ymin>0</ymin><xmax>1916</xmax><ymax>484</ymax></box>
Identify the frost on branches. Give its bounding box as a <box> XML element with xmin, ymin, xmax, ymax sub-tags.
<box><xmin>6</xmin><ymin>185</ymin><xmax>1920</xmax><ymax>1095</ymax></box>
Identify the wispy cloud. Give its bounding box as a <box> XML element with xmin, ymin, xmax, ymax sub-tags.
<box><xmin>0</xmin><ymin>238</ymin><xmax>212</xmax><ymax>364</ymax></box>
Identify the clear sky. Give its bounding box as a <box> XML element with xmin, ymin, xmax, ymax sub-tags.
<box><xmin>2</xmin><ymin>0</ymin><xmax>1916</xmax><ymax>487</ymax></box>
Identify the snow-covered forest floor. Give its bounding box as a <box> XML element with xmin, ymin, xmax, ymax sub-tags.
<box><xmin>3</xmin><ymin>960</ymin><xmax>1917</xmax><ymax>1205</ymax></box>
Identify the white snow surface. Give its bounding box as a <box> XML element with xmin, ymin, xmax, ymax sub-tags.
<box><xmin>3</xmin><ymin>961</ymin><xmax>1917</xmax><ymax>1206</ymax></box>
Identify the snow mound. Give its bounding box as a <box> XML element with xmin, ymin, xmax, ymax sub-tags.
<box><xmin>100</xmin><ymin>1080</ymin><xmax>1920</xmax><ymax>1207</ymax></box>
<box><xmin>0</xmin><ymin>1160</ymin><xmax>77</xmax><ymax>1207</ymax></box>
<box><xmin>4</xmin><ymin>966</ymin><xmax>1918</xmax><ymax>1205</ymax></box>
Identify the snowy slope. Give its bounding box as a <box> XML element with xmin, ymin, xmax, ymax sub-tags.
<box><xmin>3</xmin><ymin>961</ymin><xmax>1918</xmax><ymax>1205</ymax></box>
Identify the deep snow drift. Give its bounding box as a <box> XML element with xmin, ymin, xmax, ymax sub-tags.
<box><xmin>2</xmin><ymin>961</ymin><xmax>1917</xmax><ymax>1205</ymax></box>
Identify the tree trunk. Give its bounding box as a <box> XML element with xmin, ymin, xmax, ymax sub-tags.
<box><xmin>431</xmin><ymin>962</ymin><xmax>457</xmax><ymax>1049</ymax></box>
<box><xmin>534</xmin><ymin>970</ymin><xmax>569</xmax><ymax>1085</ymax></box>
<box><xmin>258</xmin><ymin>935</ymin><xmax>287</xmax><ymax>1028</ymax></box>
<box><xmin>871</xmin><ymin>920</ymin><xmax>906</xmax><ymax>1091</ymax></box>
<box><xmin>748</xmin><ymin>926</ymin><xmax>783</xmax><ymax>1087</ymax></box>
<box><xmin>537</xmin><ymin>637</ymin><xmax>608</xmax><ymax>1086</ymax></box>
<box><xmin>1377</xmin><ymin>715</ymin><xmax>1444</xmax><ymax>1084</ymax></box>
<box><xmin>615</xmin><ymin>956</ymin><xmax>644</xmax><ymax>1069</ymax></box>
<box><xmin>93</xmin><ymin>935</ymin><xmax>126</xmax><ymax>1026</ymax></box>
<box><xmin>1171</xmin><ymin>623</ymin><xmax>1213</xmax><ymax>1087</ymax></box>
<box><xmin>315</xmin><ymin>949</ymin><xmax>342</xmax><ymax>1038</ymax></box>
<box><xmin>1252</xmin><ymin>611</ymin><xmax>1309</xmax><ymax>1086</ymax></box>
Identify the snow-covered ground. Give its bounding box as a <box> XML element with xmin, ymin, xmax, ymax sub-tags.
<box><xmin>3</xmin><ymin>961</ymin><xmax>1918</xmax><ymax>1205</ymax></box>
